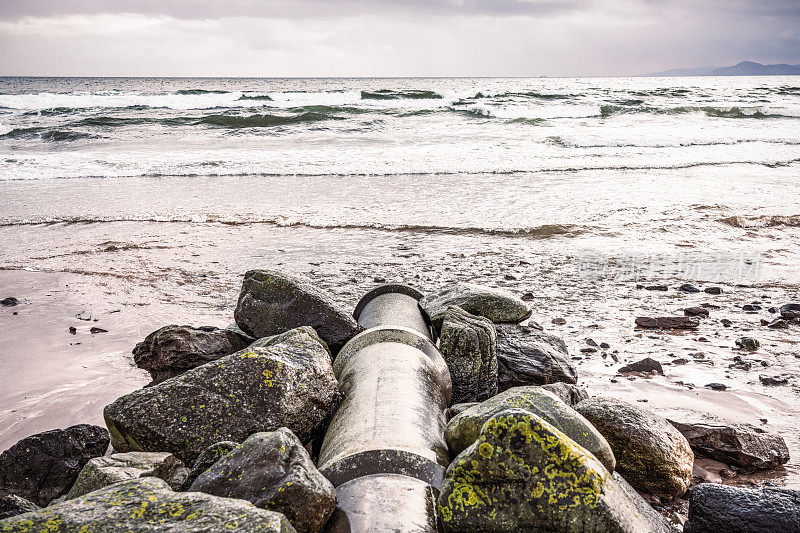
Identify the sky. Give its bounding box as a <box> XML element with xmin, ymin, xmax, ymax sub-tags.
<box><xmin>0</xmin><ymin>0</ymin><xmax>798</xmax><ymax>77</ymax></box>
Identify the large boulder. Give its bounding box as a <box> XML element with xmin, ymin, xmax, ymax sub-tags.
<box><xmin>576</xmin><ymin>398</ymin><xmax>693</xmax><ymax>499</ymax></box>
<box><xmin>0</xmin><ymin>424</ymin><xmax>109</xmax><ymax>506</ymax></box>
<box><xmin>437</xmin><ymin>409</ymin><xmax>673</xmax><ymax>532</ymax></box>
<box><xmin>65</xmin><ymin>451</ymin><xmax>188</xmax><ymax>499</ymax></box>
<box><xmin>234</xmin><ymin>270</ymin><xmax>360</xmax><ymax>353</ymax></box>
<box><xmin>133</xmin><ymin>325</ymin><xmax>252</xmax><ymax>384</ymax></box>
<box><xmin>439</xmin><ymin>306</ymin><xmax>498</xmax><ymax>404</ymax></box>
<box><xmin>668</xmin><ymin>417</ymin><xmax>789</xmax><ymax>471</ymax></box>
<box><xmin>0</xmin><ymin>477</ymin><xmax>296</xmax><ymax>532</ymax></box>
<box><xmin>0</xmin><ymin>495</ymin><xmax>39</xmax><ymax>520</ymax></box>
<box><xmin>780</xmin><ymin>303</ymin><xmax>800</xmax><ymax>319</ymax></box>
<box><xmin>420</xmin><ymin>282</ymin><xmax>531</xmax><ymax>333</ymax></box>
<box><xmin>104</xmin><ymin>327</ymin><xmax>340</xmax><ymax>464</ymax></box>
<box><xmin>686</xmin><ymin>483</ymin><xmax>800</xmax><ymax>533</ymax></box>
<box><xmin>181</xmin><ymin>441</ymin><xmax>239</xmax><ymax>490</ymax></box>
<box><xmin>496</xmin><ymin>325</ymin><xmax>577</xmax><ymax>390</ymax></box>
<box><xmin>445</xmin><ymin>386</ymin><xmax>615</xmax><ymax>472</ymax></box>
<box><xmin>190</xmin><ymin>428</ymin><xmax>336</xmax><ymax>533</ymax></box>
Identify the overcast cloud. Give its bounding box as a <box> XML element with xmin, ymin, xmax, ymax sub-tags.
<box><xmin>0</xmin><ymin>0</ymin><xmax>798</xmax><ymax>76</ymax></box>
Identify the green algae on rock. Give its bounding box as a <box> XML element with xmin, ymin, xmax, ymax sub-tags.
<box><xmin>66</xmin><ymin>451</ymin><xmax>188</xmax><ymax>499</ymax></box>
<box><xmin>445</xmin><ymin>386</ymin><xmax>615</xmax><ymax>472</ymax></box>
<box><xmin>104</xmin><ymin>327</ymin><xmax>339</xmax><ymax>464</ymax></box>
<box><xmin>439</xmin><ymin>306</ymin><xmax>498</xmax><ymax>404</ymax></box>
<box><xmin>438</xmin><ymin>409</ymin><xmax>669</xmax><ymax>532</ymax></box>
<box><xmin>576</xmin><ymin>397</ymin><xmax>693</xmax><ymax>499</ymax></box>
<box><xmin>420</xmin><ymin>282</ymin><xmax>532</xmax><ymax>333</ymax></box>
<box><xmin>234</xmin><ymin>269</ymin><xmax>361</xmax><ymax>354</ymax></box>
<box><xmin>181</xmin><ymin>440</ymin><xmax>239</xmax><ymax>490</ymax></box>
<box><xmin>0</xmin><ymin>477</ymin><xmax>295</xmax><ymax>532</ymax></box>
<box><xmin>190</xmin><ymin>428</ymin><xmax>336</xmax><ymax>533</ymax></box>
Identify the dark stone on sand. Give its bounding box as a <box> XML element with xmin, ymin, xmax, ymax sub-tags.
<box><xmin>705</xmin><ymin>383</ymin><xmax>728</xmax><ymax>391</ymax></box>
<box><xmin>0</xmin><ymin>478</ymin><xmax>295</xmax><ymax>532</ymax></box>
<box><xmin>735</xmin><ymin>337</ymin><xmax>759</xmax><ymax>351</ymax></box>
<box><xmin>760</xmin><ymin>373</ymin><xmax>791</xmax><ymax>386</ymax></box>
<box><xmin>0</xmin><ymin>424</ymin><xmax>109</xmax><ymax>506</ymax></box>
<box><xmin>234</xmin><ymin>269</ymin><xmax>360</xmax><ymax>354</ymax></box>
<box><xmin>89</xmin><ymin>327</ymin><xmax>107</xmax><ymax>334</ymax></box>
<box><xmin>133</xmin><ymin>324</ymin><xmax>252</xmax><ymax>384</ymax></box>
<box><xmin>669</xmin><ymin>417</ymin><xmax>789</xmax><ymax>471</ymax></box>
<box><xmin>685</xmin><ymin>483</ymin><xmax>800</xmax><ymax>533</ymax></box>
<box><xmin>684</xmin><ymin>307</ymin><xmax>710</xmax><ymax>317</ymax></box>
<box><xmin>181</xmin><ymin>441</ymin><xmax>239</xmax><ymax>490</ymax></box>
<box><xmin>780</xmin><ymin>303</ymin><xmax>800</xmax><ymax>320</ymax></box>
<box><xmin>703</xmin><ymin>287</ymin><xmax>723</xmax><ymax>295</ymax></box>
<box><xmin>618</xmin><ymin>357</ymin><xmax>664</xmax><ymax>375</ymax></box>
<box><xmin>575</xmin><ymin>397</ymin><xmax>693</xmax><ymax>499</ymax></box>
<box><xmin>0</xmin><ymin>495</ymin><xmax>40</xmax><ymax>519</ymax></box>
<box><xmin>103</xmin><ymin>327</ymin><xmax>339</xmax><ymax>464</ymax></box>
<box><xmin>420</xmin><ymin>282</ymin><xmax>532</xmax><ymax>333</ymax></box>
<box><xmin>0</xmin><ymin>297</ymin><xmax>19</xmax><ymax>307</ymax></box>
<box><xmin>720</xmin><ymin>318</ymin><xmax>733</xmax><ymax>327</ymax></box>
<box><xmin>539</xmin><ymin>382</ymin><xmax>589</xmax><ymax>406</ymax></box>
<box><xmin>635</xmin><ymin>316</ymin><xmax>700</xmax><ymax>329</ymax></box>
<box><xmin>551</xmin><ymin>317</ymin><xmax>566</xmax><ymax>325</ymax></box>
<box><xmin>190</xmin><ymin>429</ymin><xmax>336</xmax><ymax>533</ymax></box>
<box><xmin>496</xmin><ymin>324</ymin><xmax>577</xmax><ymax>390</ymax></box>
<box><xmin>439</xmin><ymin>306</ymin><xmax>498</xmax><ymax>404</ymax></box>
<box><xmin>768</xmin><ymin>318</ymin><xmax>789</xmax><ymax>329</ymax></box>
<box><xmin>645</xmin><ymin>285</ymin><xmax>669</xmax><ymax>291</ymax></box>
<box><xmin>679</xmin><ymin>283</ymin><xmax>700</xmax><ymax>293</ymax></box>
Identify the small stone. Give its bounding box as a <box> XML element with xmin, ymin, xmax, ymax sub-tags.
<box><xmin>760</xmin><ymin>374</ymin><xmax>791</xmax><ymax>386</ymax></box>
<box><xmin>679</xmin><ymin>283</ymin><xmax>701</xmax><ymax>293</ymax></box>
<box><xmin>684</xmin><ymin>307</ymin><xmax>710</xmax><ymax>317</ymax></box>
<box><xmin>586</xmin><ymin>338</ymin><xmax>598</xmax><ymax>347</ymax></box>
<box><xmin>551</xmin><ymin>317</ymin><xmax>566</xmax><ymax>325</ymax></box>
<box><xmin>520</xmin><ymin>292</ymin><xmax>535</xmax><ymax>301</ymax></box>
<box><xmin>0</xmin><ymin>297</ymin><xmax>19</xmax><ymax>307</ymax></box>
<box><xmin>600</xmin><ymin>342</ymin><xmax>610</xmax><ymax>349</ymax></box>
<box><xmin>89</xmin><ymin>327</ymin><xmax>107</xmax><ymax>334</ymax></box>
<box><xmin>735</xmin><ymin>337</ymin><xmax>759</xmax><ymax>351</ymax></box>
<box><xmin>618</xmin><ymin>357</ymin><xmax>664</xmax><ymax>375</ymax></box>
<box><xmin>373</xmin><ymin>276</ymin><xmax>386</xmax><ymax>283</ymax></box>
<box><xmin>646</xmin><ymin>285</ymin><xmax>669</xmax><ymax>291</ymax></box>
<box><xmin>705</xmin><ymin>382</ymin><xmax>728</xmax><ymax>391</ymax></box>
<box><xmin>68</xmin><ymin>326</ymin><xmax>77</xmax><ymax>334</ymax></box>
<box><xmin>720</xmin><ymin>318</ymin><xmax>733</xmax><ymax>327</ymax></box>
<box><xmin>704</xmin><ymin>287</ymin><xmax>723</xmax><ymax>295</ymax></box>
<box><xmin>767</xmin><ymin>319</ymin><xmax>789</xmax><ymax>329</ymax></box>
<box><xmin>635</xmin><ymin>316</ymin><xmax>700</xmax><ymax>329</ymax></box>
<box><xmin>779</xmin><ymin>303</ymin><xmax>800</xmax><ymax>319</ymax></box>
<box><xmin>742</xmin><ymin>304</ymin><xmax>761</xmax><ymax>312</ymax></box>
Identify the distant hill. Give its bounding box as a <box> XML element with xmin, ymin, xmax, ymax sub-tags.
<box><xmin>646</xmin><ymin>61</ymin><xmax>800</xmax><ymax>77</ymax></box>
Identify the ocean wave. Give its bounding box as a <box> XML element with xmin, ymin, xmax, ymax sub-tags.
<box><xmin>0</xmin><ymin>216</ymin><xmax>587</xmax><ymax>239</ymax></box>
<box><xmin>600</xmin><ymin>104</ymin><xmax>795</xmax><ymax>119</ymax></box>
<box><xmin>718</xmin><ymin>215</ymin><xmax>800</xmax><ymax>228</ymax></box>
<box><xmin>198</xmin><ymin>112</ymin><xmax>341</xmax><ymax>128</ymax></box>
<box><xmin>498</xmin><ymin>91</ymin><xmax>574</xmax><ymax>100</ymax></box>
<box><xmin>360</xmin><ymin>89</ymin><xmax>443</xmax><ymax>100</ymax></box>
<box><xmin>237</xmin><ymin>94</ymin><xmax>273</xmax><ymax>101</ymax></box>
<box><xmin>176</xmin><ymin>89</ymin><xmax>228</xmax><ymax>95</ymax></box>
<box><xmin>40</xmin><ymin>130</ymin><xmax>97</xmax><ymax>142</ymax></box>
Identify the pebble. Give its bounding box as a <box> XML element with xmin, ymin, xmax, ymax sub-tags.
<box><xmin>1</xmin><ymin>297</ymin><xmax>20</xmax><ymax>307</ymax></box>
<box><xmin>705</xmin><ymin>383</ymin><xmax>728</xmax><ymax>391</ymax></box>
<box><xmin>703</xmin><ymin>287</ymin><xmax>723</xmax><ymax>295</ymax></box>
<box><xmin>679</xmin><ymin>283</ymin><xmax>701</xmax><ymax>293</ymax></box>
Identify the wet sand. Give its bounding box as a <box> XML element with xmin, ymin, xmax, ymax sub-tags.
<box><xmin>1</xmin><ymin>221</ymin><xmax>798</xmax><ymax>490</ymax></box>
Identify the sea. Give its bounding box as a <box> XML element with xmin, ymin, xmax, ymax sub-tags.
<box><xmin>1</xmin><ymin>77</ymin><xmax>800</xmax><ymax>476</ymax></box>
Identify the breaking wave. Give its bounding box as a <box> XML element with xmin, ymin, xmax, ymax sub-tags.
<box><xmin>361</xmin><ymin>89</ymin><xmax>443</xmax><ymax>100</ymax></box>
<box><xmin>600</xmin><ymin>105</ymin><xmax>795</xmax><ymax>119</ymax></box>
<box><xmin>718</xmin><ymin>215</ymin><xmax>800</xmax><ymax>228</ymax></box>
<box><xmin>198</xmin><ymin>112</ymin><xmax>342</xmax><ymax>128</ymax></box>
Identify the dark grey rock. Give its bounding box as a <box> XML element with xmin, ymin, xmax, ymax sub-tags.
<box><xmin>0</xmin><ymin>424</ymin><xmax>109</xmax><ymax>506</ymax></box>
<box><xmin>0</xmin><ymin>477</ymin><xmax>296</xmax><ymax>532</ymax></box>
<box><xmin>768</xmin><ymin>318</ymin><xmax>790</xmax><ymax>329</ymax></box>
<box><xmin>619</xmin><ymin>357</ymin><xmax>664</xmax><ymax>375</ymax></box>
<box><xmin>438</xmin><ymin>409</ymin><xmax>672</xmax><ymax>532</ymax></box>
<box><xmin>190</xmin><ymin>429</ymin><xmax>336</xmax><ymax>533</ymax></box>
<box><xmin>636</xmin><ymin>316</ymin><xmax>700</xmax><ymax>329</ymax></box>
<box><xmin>780</xmin><ymin>303</ymin><xmax>800</xmax><ymax>320</ymax></box>
<box><xmin>760</xmin><ymin>373</ymin><xmax>792</xmax><ymax>386</ymax></box>
<box><xmin>181</xmin><ymin>441</ymin><xmax>239</xmax><ymax>490</ymax></box>
<box><xmin>104</xmin><ymin>327</ymin><xmax>340</xmax><ymax>464</ymax></box>
<box><xmin>133</xmin><ymin>325</ymin><xmax>252</xmax><ymax>384</ymax></box>
<box><xmin>0</xmin><ymin>297</ymin><xmax>19</xmax><ymax>307</ymax></box>
<box><xmin>684</xmin><ymin>307</ymin><xmax>710</xmax><ymax>317</ymax></box>
<box><xmin>703</xmin><ymin>287</ymin><xmax>723</xmax><ymax>295</ymax></box>
<box><xmin>445</xmin><ymin>386</ymin><xmax>615</xmax><ymax>472</ymax></box>
<box><xmin>705</xmin><ymin>383</ymin><xmax>728</xmax><ymax>391</ymax></box>
<box><xmin>539</xmin><ymin>382</ymin><xmax>589</xmax><ymax>406</ymax></box>
<box><xmin>234</xmin><ymin>270</ymin><xmax>360</xmax><ymax>354</ymax></box>
<box><xmin>686</xmin><ymin>483</ymin><xmax>800</xmax><ymax>533</ymax></box>
<box><xmin>576</xmin><ymin>397</ymin><xmax>693</xmax><ymax>499</ymax></box>
<box><xmin>0</xmin><ymin>495</ymin><xmax>40</xmax><ymax>519</ymax></box>
<box><xmin>679</xmin><ymin>283</ymin><xmax>701</xmax><ymax>293</ymax></box>
<box><xmin>439</xmin><ymin>306</ymin><xmax>497</xmax><ymax>404</ymax></box>
<box><xmin>496</xmin><ymin>324</ymin><xmax>577</xmax><ymax>391</ymax></box>
<box><xmin>735</xmin><ymin>337</ymin><xmax>759</xmax><ymax>351</ymax></box>
<box><xmin>66</xmin><ymin>451</ymin><xmax>189</xmax><ymax>499</ymax></box>
<box><xmin>420</xmin><ymin>282</ymin><xmax>531</xmax><ymax>333</ymax></box>
<box><xmin>668</xmin><ymin>417</ymin><xmax>789</xmax><ymax>471</ymax></box>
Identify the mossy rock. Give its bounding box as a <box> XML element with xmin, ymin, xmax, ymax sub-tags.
<box><xmin>576</xmin><ymin>397</ymin><xmax>693</xmax><ymax>499</ymax></box>
<box><xmin>439</xmin><ymin>306</ymin><xmax>498</xmax><ymax>404</ymax></box>
<box><xmin>438</xmin><ymin>409</ymin><xmax>671</xmax><ymax>532</ymax></box>
<box><xmin>0</xmin><ymin>477</ymin><xmax>295</xmax><ymax>532</ymax></box>
<box><xmin>66</xmin><ymin>451</ymin><xmax>188</xmax><ymax>499</ymax></box>
<box><xmin>445</xmin><ymin>386</ymin><xmax>615</xmax><ymax>472</ymax></box>
<box><xmin>104</xmin><ymin>327</ymin><xmax>339</xmax><ymax>464</ymax></box>
<box><xmin>420</xmin><ymin>282</ymin><xmax>531</xmax><ymax>333</ymax></box>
